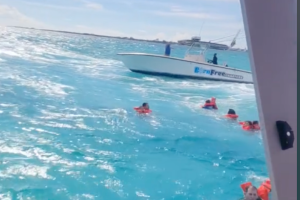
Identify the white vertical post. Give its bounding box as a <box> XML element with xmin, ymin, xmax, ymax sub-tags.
<box><xmin>239</xmin><ymin>0</ymin><xmax>297</xmax><ymax>200</ymax></box>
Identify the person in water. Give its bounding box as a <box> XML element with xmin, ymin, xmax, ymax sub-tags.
<box><xmin>202</xmin><ymin>97</ymin><xmax>218</xmax><ymax>109</ymax></box>
<box><xmin>228</xmin><ymin>109</ymin><xmax>236</xmax><ymax>115</ymax></box>
<box><xmin>212</xmin><ymin>53</ymin><xmax>218</xmax><ymax>65</ymax></box>
<box><xmin>252</xmin><ymin>121</ymin><xmax>260</xmax><ymax>130</ymax></box>
<box><xmin>244</xmin><ymin>121</ymin><xmax>253</xmax><ymax>128</ymax></box>
<box><xmin>225</xmin><ymin>108</ymin><xmax>239</xmax><ymax>119</ymax></box>
<box><xmin>240</xmin><ymin>185</ymin><xmax>262</xmax><ymax>200</ymax></box>
<box><xmin>139</xmin><ymin>102</ymin><xmax>150</xmax><ymax>111</ymax></box>
<box><xmin>165</xmin><ymin>43</ymin><xmax>171</xmax><ymax>56</ymax></box>
<box><xmin>240</xmin><ymin>180</ymin><xmax>271</xmax><ymax>200</ymax></box>
<box><xmin>240</xmin><ymin>121</ymin><xmax>260</xmax><ymax>130</ymax></box>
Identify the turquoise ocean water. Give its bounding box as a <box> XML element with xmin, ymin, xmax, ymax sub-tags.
<box><xmin>0</xmin><ymin>28</ymin><xmax>269</xmax><ymax>200</ymax></box>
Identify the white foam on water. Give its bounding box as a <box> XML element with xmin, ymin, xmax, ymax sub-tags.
<box><xmin>0</xmin><ymin>192</ymin><xmax>12</xmax><ymax>200</ymax></box>
<box><xmin>246</xmin><ymin>171</ymin><xmax>269</xmax><ymax>183</ymax></box>
<box><xmin>136</xmin><ymin>191</ymin><xmax>150</xmax><ymax>198</ymax></box>
<box><xmin>71</xmin><ymin>193</ymin><xmax>96</xmax><ymax>200</ymax></box>
<box><xmin>0</xmin><ymin>164</ymin><xmax>53</xmax><ymax>179</ymax></box>
<box><xmin>102</xmin><ymin>178</ymin><xmax>125</xmax><ymax>197</ymax></box>
<box><xmin>84</xmin><ymin>157</ymin><xmax>94</xmax><ymax>161</ymax></box>
<box><xmin>98</xmin><ymin>163</ymin><xmax>115</xmax><ymax>174</ymax></box>
<box><xmin>0</xmin><ymin>145</ymin><xmax>33</xmax><ymax>158</ymax></box>
<box><xmin>82</xmin><ymin>194</ymin><xmax>95</xmax><ymax>199</ymax></box>
<box><xmin>0</xmin><ymin>71</ymin><xmax>74</xmax><ymax>98</ymax></box>
<box><xmin>97</xmin><ymin>138</ymin><xmax>113</xmax><ymax>145</ymax></box>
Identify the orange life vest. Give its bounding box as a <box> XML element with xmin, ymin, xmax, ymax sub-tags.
<box><xmin>240</xmin><ymin>180</ymin><xmax>271</xmax><ymax>200</ymax></box>
<box><xmin>239</xmin><ymin>122</ymin><xmax>252</xmax><ymax>131</ymax></box>
<box><xmin>253</xmin><ymin>124</ymin><xmax>261</xmax><ymax>130</ymax></box>
<box><xmin>257</xmin><ymin>180</ymin><xmax>271</xmax><ymax>200</ymax></box>
<box><xmin>202</xmin><ymin>97</ymin><xmax>218</xmax><ymax>109</ymax></box>
<box><xmin>225</xmin><ymin>114</ymin><xmax>239</xmax><ymax>119</ymax></box>
<box><xmin>134</xmin><ymin>107</ymin><xmax>152</xmax><ymax>114</ymax></box>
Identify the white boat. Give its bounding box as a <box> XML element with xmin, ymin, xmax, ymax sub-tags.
<box><xmin>228</xmin><ymin>48</ymin><xmax>248</xmax><ymax>52</ymax></box>
<box><xmin>117</xmin><ymin>42</ymin><xmax>253</xmax><ymax>84</ymax></box>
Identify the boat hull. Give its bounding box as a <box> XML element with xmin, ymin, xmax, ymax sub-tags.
<box><xmin>117</xmin><ymin>53</ymin><xmax>253</xmax><ymax>84</ymax></box>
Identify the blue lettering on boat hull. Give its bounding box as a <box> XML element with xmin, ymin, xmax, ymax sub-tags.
<box><xmin>129</xmin><ymin>69</ymin><xmax>251</xmax><ymax>84</ymax></box>
<box><xmin>194</xmin><ymin>67</ymin><xmax>243</xmax><ymax>80</ymax></box>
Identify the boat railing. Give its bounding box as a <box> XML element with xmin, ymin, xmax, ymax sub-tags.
<box><xmin>184</xmin><ymin>42</ymin><xmax>208</xmax><ymax>63</ymax></box>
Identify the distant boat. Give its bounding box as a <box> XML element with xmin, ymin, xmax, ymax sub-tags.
<box><xmin>178</xmin><ymin>30</ymin><xmax>247</xmax><ymax>52</ymax></box>
<box><xmin>228</xmin><ymin>48</ymin><xmax>248</xmax><ymax>52</ymax></box>
<box><xmin>178</xmin><ymin>37</ymin><xmax>229</xmax><ymax>50</ymax></box>
<box><xmin>117</xmin><ymin>41</ymin><xmax>253</xmax><ymax>84</ymax></box>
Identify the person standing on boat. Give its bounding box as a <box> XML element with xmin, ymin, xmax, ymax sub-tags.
<box><xmin>212</xmin><ymin>53</ymin><xmax>218</xmax><ymax>65</ymax></box>
<box><xmin>165</xmin><ymin>43</ymin><xmax>171</xmax><ymax>56</ymax></box>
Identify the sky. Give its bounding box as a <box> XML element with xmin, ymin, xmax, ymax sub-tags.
<box><xmin>0</xmin><ymin>0</ymin><xmax>248</xmax><ymax>48</ymax></box>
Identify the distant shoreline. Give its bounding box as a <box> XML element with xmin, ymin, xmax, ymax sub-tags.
<box><xmin>8</xmin><ymin>26</ymin><xmax>177</xmax><ymax>45</ymax></box>
<box><xmin>7</xmin><ymin>26</ymin><xmax>247</xmax><ymax>50</ymax></box>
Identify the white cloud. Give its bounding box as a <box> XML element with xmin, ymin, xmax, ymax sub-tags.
<box><xmin>153</xmin><ymin>11</ymin><xmax>222</xmax><ymax>20</ymax></box>
<box><xmin>214</xmin><ymin>0</ymin><xmax>240</xmax><ymax>2</ymax></box>
<box><xmin>151</xmin><ymin>5</ymin><xmax>232</xmax><ymax>20</ymax></box>
<box><xmin>170</xmin><ymin>6</ymin><xmax>186</xmax><ymax>13</ymax></box>
<box><xmin>191</xmin><ymin>0</ymin><xmax>240</xmax><ymax>2</ymax></box>
<box><xmin>76</xmin><ymin>0</ymin><xmax>103</xmax><ymax>10</ymax></box>
<box><xmin>84</xmin><ymin>2</ymin><xmax>103</xmax><ymax>10</ymax></box>
<box><xmin>27</xmin><ymin>0</ymin><xmax>104</xmax><ymax>11</ymax></box>
<box><xmin>0</xmin><ymin>4</ymin><xmax>45</xmax><ymax>28</ymax></box>
<box><xmin>23</xmin><ymin>2</ymin><xmax>83</xmax><ymax>11</ymax></box>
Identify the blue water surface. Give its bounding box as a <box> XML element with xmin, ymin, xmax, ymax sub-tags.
<box><xmin>0</xmin><ymin>27</ymin><xmax>269</xmax><ymax>200</ymax></box>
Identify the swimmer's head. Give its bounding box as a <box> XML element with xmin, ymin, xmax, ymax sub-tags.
<box><xmin>252</xmin><ymin>121</ymin><xmax>260</xmax><ymax>130</ymax></box>
<box><xmin>244</xmin><ymin>185</ymin><xmax>259</xmax><ymax>200</ymax></box>
<box><xmin>228</xmin><ymin>109</ymin><xmax>236</xmax><ymax>115</ymax></box>
<box><xmin>244</xmin><ymin>121</ymin><xmax>252</xmax><ymax>126</ymax></box>
<box><xmin>205</xmin><ymin>100</ymin><xmax>211</xmax><ymax>103</ymax></box>
<box><xmin>142</xmin><ymin>102</ymin><xmax>149</xmax><ymax>109</ymax></box>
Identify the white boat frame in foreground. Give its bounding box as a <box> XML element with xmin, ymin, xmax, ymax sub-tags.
<box><xmin>117</xmin><ymin>43</ymin><xmax>253</xmax><ymax>84</ymax></box>
<box><xmin>240</xmin><ymin>0</ymin><xmax>296</xmax><ymax>199</ymax></box>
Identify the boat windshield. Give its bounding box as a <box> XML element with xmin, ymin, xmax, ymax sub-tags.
<box><xmin>184</xmin><ymin>42</ymin><xmax>208</xmax><ymax>63</ymax></box>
